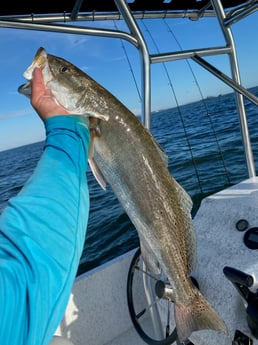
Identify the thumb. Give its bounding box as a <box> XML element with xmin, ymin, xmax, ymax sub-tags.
<box><xmin>31</xmin><ymin>68</ymin><xmax>46</xmax><ymax>105</ymax></box>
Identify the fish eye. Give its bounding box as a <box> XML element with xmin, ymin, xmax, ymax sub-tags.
<box><xmin>60</xmin><ymin>66</ymin><xmax>68</xmax><ymax>73</ymax></box>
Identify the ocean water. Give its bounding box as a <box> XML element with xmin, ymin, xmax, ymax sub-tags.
<box><xmin>1</xmin><ymin>87</ymin><xmax>258</xmax><ymax>274</ymax></box>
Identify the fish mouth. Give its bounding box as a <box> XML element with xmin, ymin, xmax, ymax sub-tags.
<box><xmin>18</xmin><ymin>47</ymin><xmax>49</xmax><ymax>96</ymax></box>
<box><xmin>23</xmin><ymin>47</ymin><xmax>48</xmax><ymax>80</ymax></box>
<box><xmin>18</xmin><ymin>81</ymin><xmax>31</xmax><ymax>97</ymax></box>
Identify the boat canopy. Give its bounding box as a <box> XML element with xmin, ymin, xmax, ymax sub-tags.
<box><xmin>0</xmin><ymin>0</ymin><xmax>251</xmax><ymax>16</ymax></box>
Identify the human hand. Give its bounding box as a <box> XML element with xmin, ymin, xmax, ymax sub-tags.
<box><xmin>31</xmin><ymin>67</ymin><xmax>70</xmax><ymax>121</ymax></box>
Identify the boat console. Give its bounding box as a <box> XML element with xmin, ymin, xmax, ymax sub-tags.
<box><xmin>190</xmin><ymin>178</ymin><xmax>258</xmax><ymax>345</ymax></box>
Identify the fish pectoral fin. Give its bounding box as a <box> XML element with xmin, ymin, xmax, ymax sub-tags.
<box><xmin>88</xmin><ymin>129</ymin><xmax>106</xmax><ymax>190</ymax></box>
<box><xmin>89</xmin><ymin>158</ymin><xmax>106</xmax><ymax>191</ymax></box>
<box><xmin>83</xmin><ymin>111</ymin><xmax>109</xmax><ymax>122</ymax></box>
<box><xmin>88</xmin><ymin>131</ymin><xmax>96</xmax><ymax>161</ymax></box>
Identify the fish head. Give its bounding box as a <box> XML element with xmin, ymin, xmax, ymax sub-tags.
<box><xmin>18</xmin><ymin>47</ymin><xmax>108</xmax><ymax>118</ymax></box>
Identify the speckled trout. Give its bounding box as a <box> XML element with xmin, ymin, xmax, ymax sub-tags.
<box><xmin>18</xmin><ymin>47</ymin><xmax>227</xmax><ymax>342</ymax></box>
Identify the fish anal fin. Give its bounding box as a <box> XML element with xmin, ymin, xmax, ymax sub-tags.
<box><xmin>175</xmin><ymin>289</ymin><xmax>227</xmax><ymax>342</ymax></box>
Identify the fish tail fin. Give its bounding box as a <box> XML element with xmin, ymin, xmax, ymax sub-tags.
<box><xmin>175</xmin><ymin>289</ymin><xmax>227</xmax><ymax>342</ymax></box>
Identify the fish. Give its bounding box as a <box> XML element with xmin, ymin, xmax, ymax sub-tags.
<box><xmin>18</xmin><ymin>47</ymin><xmax>227</xmax><ymax>342</ymax></box>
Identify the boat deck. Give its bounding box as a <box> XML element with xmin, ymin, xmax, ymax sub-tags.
<box><xmin>54</xmin><ymin>248</ymin><xmax>147</xmax><ymax>345</ymax></box>
<box><xmin>55</xmin><ymin>177</ymin><xmax>258</xmax><ymax>345</ymax></box>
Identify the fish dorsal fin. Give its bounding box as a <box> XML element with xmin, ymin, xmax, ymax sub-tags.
<box><xmin>174</xmin><ymin>178</ymin><xmax>196</xmax><ymax>273</ymax></box>
<box><xmin>155</xmin><ymin>141</ymin><xmax>169</xmax><ymax>166</ymax></box>
<box><xmin>150</xmin><ymin>134</ymin><xmax>169</xmax><ymax>166</ymax></box>
<box><xmin>174</xmin><ymin>179</ymin><xmax>193</xmax><ymax>212</ymax></box>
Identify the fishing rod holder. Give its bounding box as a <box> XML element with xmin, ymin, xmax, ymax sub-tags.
<box><xmin>223</xmin><ymin>266</ymin><xmax>258</xmax><ymax>339</ymax></box>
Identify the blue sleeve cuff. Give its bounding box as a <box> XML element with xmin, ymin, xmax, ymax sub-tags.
<box><xmin>44</xmin><ymin>115</ymin><xmax>89</xmax><ymax>131</ymax></box>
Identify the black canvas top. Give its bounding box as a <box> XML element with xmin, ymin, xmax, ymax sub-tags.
<box><xmin>0</xmin><ymin>0</ymin><xmax>248</xmax><ymax>17</ymax></box>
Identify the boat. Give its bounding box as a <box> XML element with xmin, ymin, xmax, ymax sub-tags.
<box><xmin>1</xmin><ymin>1</ymin><xmax>258</xmax><ymax>344</ymax></box>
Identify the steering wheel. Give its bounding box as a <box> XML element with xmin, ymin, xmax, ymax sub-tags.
<box><xmin>127</xmin><ymin>248</ymin><xmax>178</xmax><ymax>345</ymax></box>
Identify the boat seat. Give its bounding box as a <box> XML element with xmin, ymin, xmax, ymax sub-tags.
<box><xmin>50</xmin><ymin>336</ymin><xmax>74</xmax><ymax>345</ymax></box>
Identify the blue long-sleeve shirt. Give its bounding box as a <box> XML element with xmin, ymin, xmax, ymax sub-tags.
<box><xmin>0</xmin><ymin>115</ymin><xmax>90</xmax><ymax>345</ymax></box>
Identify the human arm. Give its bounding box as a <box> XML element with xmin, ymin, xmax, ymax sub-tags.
<box><xmin>0</xmin><ymin>68</ymin><xmax>90</xmax><ymax>345</ymax></box>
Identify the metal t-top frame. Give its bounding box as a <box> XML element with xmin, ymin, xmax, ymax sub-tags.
<box><xmin>0</xmin><ymin>0</ymin><xmax>257</xmax><ymax>177</ymax></box>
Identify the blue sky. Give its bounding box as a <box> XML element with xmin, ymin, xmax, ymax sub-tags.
<box><xmin>0</xmin><ymin>11</ymin><xmax>258</xmax><ymax>151</ymax></box>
